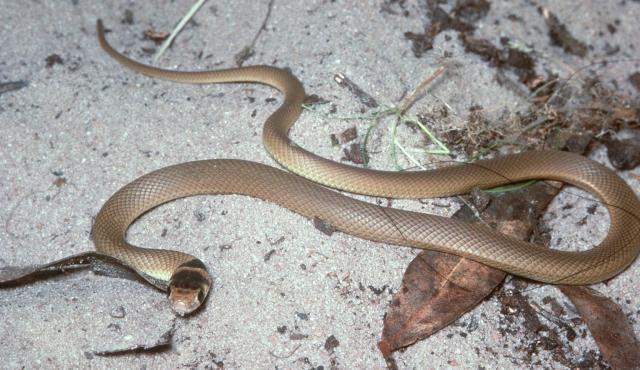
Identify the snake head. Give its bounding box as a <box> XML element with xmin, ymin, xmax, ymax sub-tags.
<box><xmin>168</xmin><ymin>259</ymin><xmax>212</xmax><ymax>316</ymax></box>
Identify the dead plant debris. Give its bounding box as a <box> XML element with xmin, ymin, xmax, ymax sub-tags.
<box><xmin>0</xmin><ymin>251</ymin><xmax>163</xmax><ymax>292</ymax></box>
<box><xmin>495</xmin><ymin>290</ymin><xmax>612</xmax><ymax>368</ymax></box>
<box><xmin>379</xmin><ymin>250</ymin><xmax>506</xmax><ymax>360</ymax></box>
<box><xmin>331</xmin><ymin>126</ymin><xmax>358</xmax><ymax>146</ymax></box>
<box><xmin>45</xmin><ymin>54</ymin><xmax>64</xmax><ymax>68</ymax></box>
<box><xmin>329</xmin><ymin>126</ymin><xmax>364</xmax><ymax>163</ymax></box>
<box><xmin>380</xmin><ymin>180</ymin><xmax>559</xmax><ymax>364</ymax></box>
<box><xmin>324</xmin><ymin>335</ymin><xmax>340</xmax><ymax>353</ymax></box>
<box><xmin>342</xmin><ymin>142</ymin><xmax>365</xmax><ymax>164</ymax></box>
<box><xmin>93</xmin><ymin>323</ymin><xmax>176</xmax><ymax>356</ymax></box>
<box><xmin>559</xmin><ymin>286</ymin><xmax>640</xmax><ymax>369</ymax></box>
<box><xmin>334</xmin><ymin>73</ymin><xmax>379</xmax><ymax>109</ymax></box>
<box><xmin>122</xmin><ymin>9</ymin><xmax>134</xmax><ymax>25</ymax></box>
<box><xmin>630</xmin><ymin>72</ymin><xmax>640</xmax><ymax>91</ymax></box>
<box><xmin>540</xmin><ymin>7</ymin><xmax>588</xmax><ymax>57</ymax></box>
<box><xmin>380</xmin><ymin>155</ymin><xmax>639</xmax><ymax>367</ymax></box>
<box><xmin>144</xmin><ymin>29</ymin><xmax>170</xmax><ymax>44</ymax></box>
<box><xmin>304</xmin><ymin>94</ymin><xmax>330</xmax><ymax>106</ymax></box>
<box><xmin>403</xmin><ymin>0</ymin><xmax>488</xmax><ymax>57</ymax></box>
<box><xmin>53</xmin><ymin>176</ymin><xmax>67</xmax><ymax>187</ymax></box>
<box><xmin>401</xmin><ymin>0</ymin><xmax>640</xmax><ymax>161</ymax></box>
<box><xmin>604</xmin><ymin>136</ymin><xmax>640</xmax><ymax>170</ymax></box>
<box><xmin>462</xmin><ymin>36</ymin><xmax>540</xmax><ymax>88</ymax></box>
<box><xmin>0</xmin><ymin>80</ymin><xmax>28</xmax><ymax>96</ymax></box>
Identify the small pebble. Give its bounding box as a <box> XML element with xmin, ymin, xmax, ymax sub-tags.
<box><xmin>110</xmin><ymin>306</ymin><xmax>126</xmax><ymax>318</ymax></box>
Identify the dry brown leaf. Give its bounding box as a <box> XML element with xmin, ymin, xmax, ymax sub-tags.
<box><xmin>379</xmin><ymin>181</ymin><xmax>559</xmax><ymax>362</ymax></box>
<box><xmin>380</xmin><ymin>161</ymin><xmax>639</xmax><ymax>366</ymax></box>
<box><xmin>559</xmin><ymin>286</ymin><xmax>640</xmax><ymax>369</ymax></box>
<box><xmin>379</xmin><ymin>250</ymin><xmax>505</xmax><ymax>359</ymax></box>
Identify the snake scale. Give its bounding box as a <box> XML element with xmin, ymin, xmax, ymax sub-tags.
<box><xmin>93</xmin><ymin>20</ymin><xmax>640</xmax><ymax>315</ymax></box>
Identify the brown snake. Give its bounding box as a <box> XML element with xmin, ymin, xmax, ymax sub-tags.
<box><xmin>93</xmin><ymin>20</ymin><xmax>640</xmax><ymax>315</ymax></box>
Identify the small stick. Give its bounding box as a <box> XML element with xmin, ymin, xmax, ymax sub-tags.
<box><xmin>398</xmin><ymin>66</ymin><xmax>445</xmax><ymax>115</ymax></box>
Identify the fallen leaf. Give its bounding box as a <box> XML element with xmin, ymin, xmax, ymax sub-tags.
<box><xmin>559</xmin><ymin>286</ymin><xmax>640</xmax><ymax>369</ymax></box>
<box><xmin>379</xmin><ymin>181</ymin><xmax>559</xmax><ymax>362</ymax></box>
<box><xmin>379</xmin><ymin>250</ymin><xmax>505</xmax><ymax>357</ymax></box>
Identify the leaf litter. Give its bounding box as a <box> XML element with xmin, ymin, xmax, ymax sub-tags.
<box><xmin>309</xmin><ymin>1</ymin><xmax>640</xmax><ymax>367</ymax></box>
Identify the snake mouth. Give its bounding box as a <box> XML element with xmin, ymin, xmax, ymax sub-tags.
<box><xmin>168</xmin><ymin>260</ymin><xmax>212</xmax><ymax>316</ymax></box>
<box><xmin>169</xmin><ymin>286</ymin><xmax>207</xmax><ymax>316</ymax></box>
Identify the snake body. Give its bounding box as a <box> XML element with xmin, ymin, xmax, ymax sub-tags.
<box><xmin>94</xmin><ymin>20</ymin><xmax>640</xmax><ymax>315</ymax></box>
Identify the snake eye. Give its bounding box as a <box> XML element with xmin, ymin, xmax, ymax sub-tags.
<box><xmin>197</xmin><ymin>288</ymin><xmax>206</xmax><ymax>304</ymax></box>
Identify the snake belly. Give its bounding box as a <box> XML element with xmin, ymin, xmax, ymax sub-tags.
<box><xmin>93</xmin><ymin>20</ymin><xmax>640</xmax><ymax>314</ymax></box>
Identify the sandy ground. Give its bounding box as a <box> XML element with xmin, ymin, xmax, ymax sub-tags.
<box><xmin>1</xmin><ymin>0</ymin><xmax>639</xmax><ymax>368</ymax></box>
